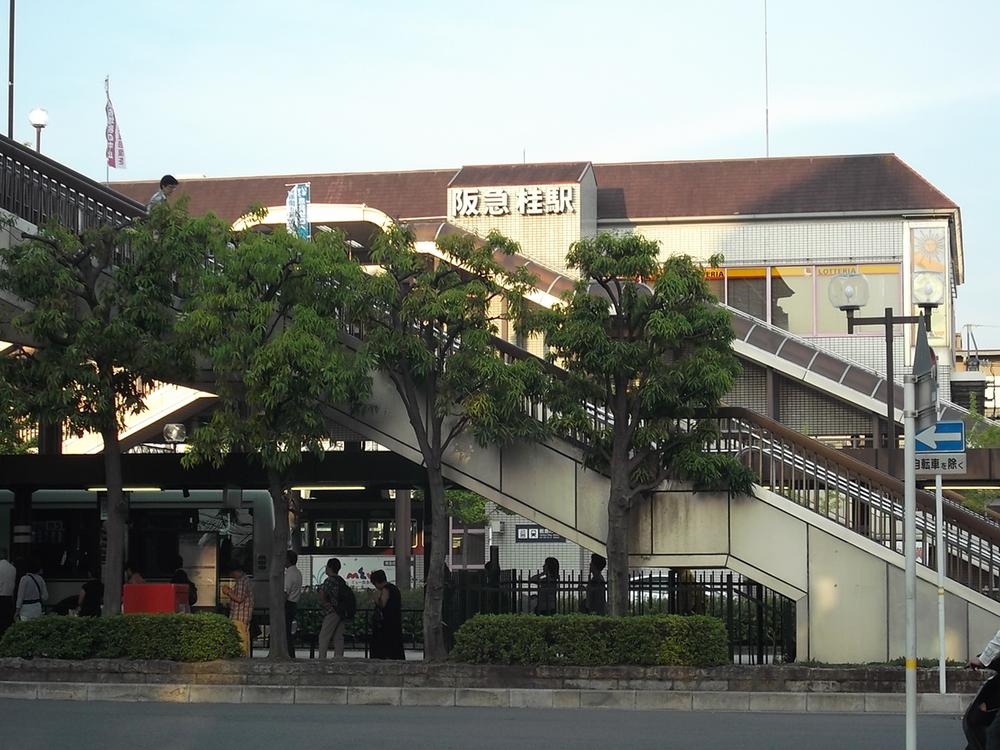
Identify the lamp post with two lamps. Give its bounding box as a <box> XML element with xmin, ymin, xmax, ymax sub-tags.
<box><xmin>829</xmin><ymin>268</ymin><xmax>943</xmax><ymax>750</ymax></box>
<box><xmin>27</xmin><ymin>107</ymin><xmax>47</xmax><ymax>153</ymax></box>
<box><xmin>827</xmin><ymin>270</ymin><xmax>940</xmax><ymax>477</ymax></box>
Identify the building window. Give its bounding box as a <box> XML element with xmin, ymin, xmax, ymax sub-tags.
<box><xmin>704</xmin><ymin>268</ymin><xmax>725</xmax><ymax>304</ymax></box>
<box><xmin>367</xmin><ymin>519</ymin><xmax>420</xmax><ymax>550</ymax></box>
<box><xmin>815</xmin><ymin>264</ymin><xmax>901</xmax><ymax>334</ymax></box>
<box><xmin>770</xmin><ymin>266</ymin><xmax>814</xmax><ymax>335</ymax></box>
<box><xmin>313</xmin><ymin>519</ymin><xmax>363</xmax><ymax>549</ymax></box>
<box><xmin>708</xmin><ymin>263</ymin><xmax>902</xmax><ymax>336</ymax></box>
<box><xmin>726</xmin><ymin>267</ymin><xmax>767</xmax><ymax>320</ymax></box>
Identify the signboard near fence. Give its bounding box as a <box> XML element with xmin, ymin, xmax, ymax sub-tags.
<box><xmin>515</xmin><ymin>525</ymin><xmax>565</xmax><ymax>543</ymax></box>
<box><xmin>307</xmin><ymin>555</ymin><xmax>397</xmax><ymax>587</ymax></box>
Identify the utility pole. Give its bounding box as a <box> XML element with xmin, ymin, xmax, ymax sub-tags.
<box><xmin>7</xmin><ymin>0</ymin><xmax>14</xmax><ymax>139</ymax></box>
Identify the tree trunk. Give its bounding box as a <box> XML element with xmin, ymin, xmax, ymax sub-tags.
<box><xmin>606</xmin><ymin>473</ymin><xmax>631</xmax><ymax>617</ymax></box>
<box><xmin>267</xmin><ymin>470</ymin><xmax>290</xmax><ymax>659</ymax></box>
<box><xmin>422</xmin><ymin>464</ymin><xmax>449</xmax><ymax>660</ymax></box>
<box><xmin>100</xmin><ymin>424</ymin><xmax>126</xmax><ymax>616</ymax></box>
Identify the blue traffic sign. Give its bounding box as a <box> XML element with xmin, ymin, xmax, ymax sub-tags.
<box><xmin>914</xmin><ymin>421</ymin><xmax>965</xmax><ymax>453</ymax></box>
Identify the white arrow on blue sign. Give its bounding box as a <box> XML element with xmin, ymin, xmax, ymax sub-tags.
<box><xmin>914</xmin><ymin>420</ymin><xmax>966</xmax><ymax>453</ymax></box>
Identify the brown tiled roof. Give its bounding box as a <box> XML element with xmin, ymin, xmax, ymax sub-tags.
<box><xmin>591</xmin><ymin>154</ymin><xmax>956</xmax><ymax>219</ymax></box>
<box><xmin>111</xmin><ymin>169</ymin><xmax>457</xmax><ymax>224</ymax></box>
<box><xmin>448</xmin><ymin>162</ymin><xmax>591</xmax><ymax>188</ymax></box>
<box><xmin>110</xmin><ymin>154</ymin><xmax>955</xmax><ymax>226</ymax></box>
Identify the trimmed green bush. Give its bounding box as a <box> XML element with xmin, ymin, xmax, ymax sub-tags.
<box><xmin>451</xmin><ymin>614</ymin><xmax>729</xmax><ymax>667</ymax></box>
<box><xmin>0</xmin><ymin>613</ymin><xmax>242</xmax><ymax>661</ymax></box>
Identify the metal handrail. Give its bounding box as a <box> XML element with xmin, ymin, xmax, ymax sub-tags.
<box><xmin>0</xmin><ymin>134</ymin><xmax>144</xmax><ymax>236</ymax></box>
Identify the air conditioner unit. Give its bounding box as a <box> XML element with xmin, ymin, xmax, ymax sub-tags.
<box><xmin>491</xmin><ymin>521</ymin><xmax>505</xmax><ymax>536</ymax></box>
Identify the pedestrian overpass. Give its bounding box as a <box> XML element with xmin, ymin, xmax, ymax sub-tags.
<box><xmin>2</xmin><ymin>134</ymin><xmax>1000</xmax><ymax>663</ymax></box>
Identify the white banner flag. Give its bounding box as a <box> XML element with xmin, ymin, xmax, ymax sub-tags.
<box><xmin>105</xmin><ymin>77</ymin><xmax>125</xmax><ymax>169</ymax></box>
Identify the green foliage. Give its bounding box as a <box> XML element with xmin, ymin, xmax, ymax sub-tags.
<box><xmin>450</xmin><ymin>613</ymin><xmax>729</xmax><ymax>667</ymax></box>
<box><xmin>959</xmin><ymin>395</ymin><xmax>1000</xmax><ymax>513</ymax></box>
<box><xmin>530</xmin><ymin>233</ymin><xmax>753</xmax><ymax>497</ymax></box>
<box><xmin>0</xmin><ymin>614</ymin><xmax>242</xmax><ymax>661</ymax></box>
<box><xmin>180</xmin><ymin>221</ymin><xmax>371</xmax><ymax>473</ymax></box>
<box><xmin>414</xmin><ymin>488</ymin><xmax>488</xmax><ymax>524</ymax></box>
<box><xmin>357</xmin><ymin>225</ymin><xmax>548</xmax><ymax>456</ymax></box>
<box><xmin>353</xmin><ymin>224</ymin><xmax>548</xmax><ymax>658</ymax></box>
<box><xmin>0</xmin><ymin>200</ymin><xmax>219</xmax><ymax>438</ymax></box>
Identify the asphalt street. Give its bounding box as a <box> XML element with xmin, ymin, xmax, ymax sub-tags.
<box><xmin>0</xmin><ymin>700</ymin><xmax>964</xmax><ymax>749</ymax></box>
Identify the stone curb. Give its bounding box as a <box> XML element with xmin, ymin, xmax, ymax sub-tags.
<box><xmin>0</xmin><ymin>681</ymin><xmax>975</xmax><ymax>714</ymax></box>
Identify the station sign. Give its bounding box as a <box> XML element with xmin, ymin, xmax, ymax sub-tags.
<box><xmin>515</xmin><ymin>524</ymin><xmax>565</xmax><ymax>544</ymax></box>
<box><xmin>451</xmin><ymin>185</ymin><xmax>576</xmax><ymax>218</ymax></box>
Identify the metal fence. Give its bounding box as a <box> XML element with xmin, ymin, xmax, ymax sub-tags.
<box><xmin>445</xmin><ymin>568</ymin><xmax>796</xmax><ymax>665</ymax></box>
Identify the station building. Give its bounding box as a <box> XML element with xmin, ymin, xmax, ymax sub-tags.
<box><xmin>107</xmin><ymin>153</ymin><xmax>967</xmax><ymax>582</ymax></box>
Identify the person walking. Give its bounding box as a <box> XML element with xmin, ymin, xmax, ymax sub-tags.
<box><xmin>15</xmin><ymin>559</ymin><xmax>47</xmax><ymax>621</ymax></box>
<box><xmin>77</xmin><ymin>571</ymin><xmax>104</xmax><ymax>617</ymax></box>
<box><xmin>221</xmin><ymin>564</ymin><xmax>254</xmax><ymax>656</ymax></box>
<box><xmin>146</xmin><ymin>174</ymin><xmax>179</xmax><ymax>212</ymax></box>
<box><xmin>530</xmin><ymin>557</ymin><xmax>560</xmax><ymax>615</ymax></box>
<box><xmin>583</xmin><ymin>553</ymin><xmax>607</xmax><ymax>615</ymax></box>
<box><xmin>317</xmin><ymin>558</ymin><xmax>348</xmax><ymax>660</ymax></box>
<box><xmin>0</xmin><ymin>549</ymin><xmax>16</xmax><ymax>634</ymax></box>
<box><xmin>284</xmin><ymin>550</ymin><xmax>303</xmax><ymax>658</ymax></box>
<box><xmin>170</xmin><ymin>557</ymin><xmax>197</xmax><ymax>612</ymax></box>
<box><xmin>368</xmin><ymin>570</ymin><xmax>405</xmax><ymax>660</ymax></box>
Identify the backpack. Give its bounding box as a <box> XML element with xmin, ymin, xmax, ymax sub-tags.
<box><xmin>188</xmin><ymin>580</ymin><xmax>198</xmax><ymax>607</ymax></box>
<box><xmin>335</xmin><ymin>577</ymin><xmax>356</xmax><ymax>620</ymax></box>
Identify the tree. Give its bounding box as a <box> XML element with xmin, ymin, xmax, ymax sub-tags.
<box><xmin>0</xmin><ymin>204</ymin><xmax>209</xmax><ymax>613</ymax></box>
<box><xmin>0</xmin><ymin>375</ymin><xmax>33</xmax><ymax>453</ymax></box>
<box><xmin>180</xmin><ymin>217</ymin><xmax>370</xmax><ymax>659</ymax></box>
<box><xmin>531</xmin><ymin>233</ymin><xmax>754</xmax><ymax>616</ymax></box>
<box><xmin>355</xmin><ymin>225</ymin><xmax>546</xmax><ymax>659</ymax></box>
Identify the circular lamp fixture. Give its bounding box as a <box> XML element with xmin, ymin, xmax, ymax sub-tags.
<box><xmin>163</xmin><ymin>423</ymin><xmax>187</xmax><ymax>443</ymax></box>
<box><xmin>27</xmin><ymin>107</ymin><xmax>48</xmax><ymax>128</ymax></box>
<box><xmin>827</xmin><ymin>271</ymin><xmax>870</xmax><ymax>312</ymax></box>
<box><xmin>912</xmin><ymin>272</ymin><xmax>945</xmax><ymax>307</ymax></box>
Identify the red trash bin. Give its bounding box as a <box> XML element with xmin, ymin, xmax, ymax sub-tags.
<box><xmin>123</xmin><ymin>583</ymin><xmax>189</xmax><ymax>614</ymax></box>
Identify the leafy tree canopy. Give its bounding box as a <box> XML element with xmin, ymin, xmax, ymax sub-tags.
<box><xmin>534</xmin><ymin>234</ymin><xmax>754</xmax><ymax>498</ymax></box>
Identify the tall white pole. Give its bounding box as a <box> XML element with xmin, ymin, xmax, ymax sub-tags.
<box><xmin>904</xmin><ymin>374</ymin><xmax>918</xmax><ymax>750</ymax></box>
<box><xmin>935</xmin><ymin>472</ymin><xmax>946</xmax><ymax>694</ymax></box>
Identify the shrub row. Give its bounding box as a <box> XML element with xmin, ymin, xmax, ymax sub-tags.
<box><xmin>451</xmin><ymin>613</ymin><xmax>729</xmax><ymax>667</ymax></box>
<box><xmin>0</xmin><ymin>614</ymin><xmax>242</xmax><ymax>661</ymax></box>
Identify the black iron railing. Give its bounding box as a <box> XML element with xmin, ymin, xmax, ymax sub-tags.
<box><xmin>0</xmin><ymin>134</ymin><xmax>144</xmax><ymax>236</ymax></box>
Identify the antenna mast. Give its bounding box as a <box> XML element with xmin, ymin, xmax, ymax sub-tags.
<box><xmin>764</xmin><ymin>0</ymin><xmax>770</xmax><ymax>157</ymax></box>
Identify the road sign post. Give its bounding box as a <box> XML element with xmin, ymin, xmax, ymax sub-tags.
<box><xmin>903</xmin><ymin>373</ymin><xmax>917</xmax><ymax>750</ymax></box>
<box><xmin>905</xmin><ymin>323</ymin><xmax>936</xmax><ymax>750</ymax></box>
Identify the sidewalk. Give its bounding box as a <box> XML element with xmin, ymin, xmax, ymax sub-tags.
<box><xmin>0</xmin><ymin>679</ymin><xmax>975</xmax><ymax>714</ymax></box>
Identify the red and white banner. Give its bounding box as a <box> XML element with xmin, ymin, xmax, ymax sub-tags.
<box><xmin>104</xmin><ymin>77</ymin><xmax>125</xmax><ymax>169</ymax></box>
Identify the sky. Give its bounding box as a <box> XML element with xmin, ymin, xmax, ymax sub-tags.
<box><xmin>7</xmin><ymin>0</ymin><xmax>1000</xmax><ymax>343</ymax></box>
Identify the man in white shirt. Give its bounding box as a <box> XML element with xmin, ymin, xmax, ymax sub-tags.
<box><xmin>15</xmin><ymin>559</ymin><xmax>47</xmax><ymax>621</ymax></box>
<box><xmin>284</xmin><ymin>550</ymin><xmax>303</xmax><ymax>658</ymax></box>
<box><xmin>0</xmin><ymin>549</ymin><xmax>16</xmax><ymax>634</ymax></box>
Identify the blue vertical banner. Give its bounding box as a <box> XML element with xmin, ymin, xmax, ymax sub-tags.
<box><xmin>286</xmin><ymin>182</ymin><xmax>311</xmax><ymax>240</ymax></box>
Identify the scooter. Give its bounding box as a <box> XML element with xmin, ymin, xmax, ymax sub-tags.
<box><xmin>964</xmin><ymin>659</ymin><xmax>1000</xmax><ymax>750</ymax></box>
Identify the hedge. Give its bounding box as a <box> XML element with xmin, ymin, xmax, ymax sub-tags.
<box><xmin>0</xmin><ymin>614</ymin><xmax>243</xmax><ymax>661</ymax></box>
<box><xmin>451</xmin><ymin>614</ymin><xmax>729</xmax><ymax>667</ymax></box>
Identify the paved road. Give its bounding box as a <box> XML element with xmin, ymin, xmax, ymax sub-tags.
<box><xmin>0</xmin><ymin>700</ymin><xmax>965</xmax><ymax>749</ymax></box>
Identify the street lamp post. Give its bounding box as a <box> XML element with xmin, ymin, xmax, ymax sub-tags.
<box><xmin>831</xmin><ymin>271</ymin><xmax>941</xmax><ymax>750</ymax></box>
<box><xmin>27</xmin><ymin>107</ymin><xmax>47</xmax><ymax>152</ymax></box>
<box><xmin>828</xmin><ymin>272</ymin><xmax>935</xmax><ymax>476</ymax></box>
